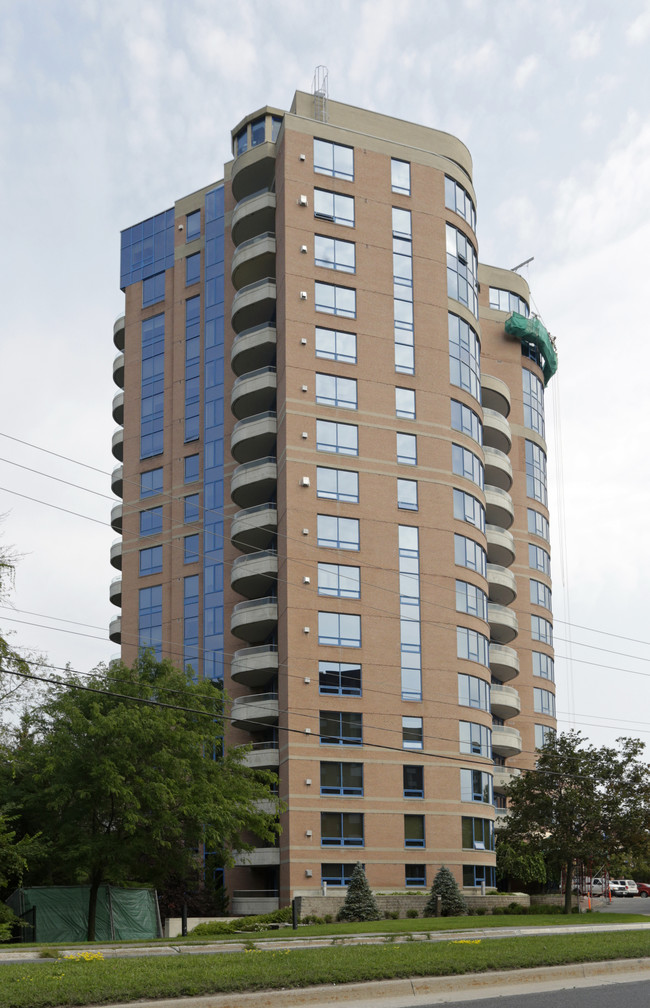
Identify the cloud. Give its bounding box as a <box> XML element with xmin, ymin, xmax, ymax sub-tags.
<box><xmin>569</xmin><ymin>25</ymin><xmax>601</xmax><ymax>58</ymax></box>
<box><xmin>513</xmin><ymin>54</ymin><xmax>540</xmax><ymax>89</ymax></box>
<box><xmin>626</xmin><ymin>3</ymin><xmax>650</xmax><ymax>44</ymax></box>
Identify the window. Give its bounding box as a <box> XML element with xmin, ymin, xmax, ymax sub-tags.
<box><xmin>318</xmin><ymin>612</ymin><xmax>361</xmax><ymax>647</ymax></box>
<box><xmin>489</xmin><ymin>287</ymin><xmax>529</xmax><ymax>315</ymax></box>
<box><xmin>314</xmin><ymin>188</ymin><xmax>355</xmax><ymax>227</ymax></box>
<box><xmin>405</xmin><ymin>865</ymin><xmax>426</xmax><ymax>887</ymax></box>
<box><xmin>317</xmin><ymin>467</ymin><xmax>359</xmax><ymax>503</ymax></box>
<box><xmin>319</xmin><ymin>661</ymin><xmax>362</xmax><ymax>696</ymax></box>
<box><xmin>453</xmin><ymin>489</ymin><xmax>485</xmax><ymax>532</ymax></box>
<box><xmin>530</xmin><ymin>579</ymin><xmax>552</xmax><ymax>609</ymax></box>
<box><xmin>321</xmin><ymin>811</ymin><xmax>363</xmax><ymax>846</ymax></box>
<box><xmin>314</xmin><ymin>138</ymin><xmax>354</xmax><ymax>181</ymax></box>
<box><xmin>320</xmin><ymin>761</ymin><xmax>363</xmax><ymax>796</ymax></box>
<box><xmin>317</xmin><ymin>515</ymin><xmax>360</xmax><ymax>551</ymax></box>
<box><xmin>449</xmin><ymin>313</ymin><xmax>481</xmax><ymax>400</ymax></box>
<box><xmin>525</xmin><ymin>440</ymin><xmax>548</xmax><ymax>505</ymax></box>
<box><xmin>464</xmin><ymin>864</ymin><xmax>496</xmax><ymax>887</ymax></box>
<box><xmin>391</xmin><ymin>158</ymin><xmax>411</xmax><ymax>195</ymax></box>
<box><xmin>397</xmin><ymin>478</ymin><xmax>418</xmax><ymax>511</ymax></box>
<box><xmin>404</xmin><ymin>814</ymin><xmax>425</xmax><ymax>848</ymax></box>
<box><xmin>318</xmin><ymin>563</ymin><xmax>360</xmax><ymax>599</ymax></box>
<box><xmin>529</xmin><ymin>543</ymin><xmax>551</xmax><ymax>575</ymax></box>
<box><xmin>184</xmin><ymin>493</ymin><xmax>199</xmax><ymax>524</ymax></box>
<box><xmin>186</xmin><ymin>252</ymin><xmax>200</xmax><ymax>286</ymax></box>
<box><xmin>140</xmin><ymin>468</ymin><xmax>163</xmax><ymax>498</ymax></box>
<box><xmin>462</xmin><ymin>817</ymin><xmax>494</xmax><ymax>851</ymax></box>
<box><xmin>460</xmin><ymin>768</ymin><xmax>493</xmax><ymax>804</ymax></box>
<box><xmin>315</xmin><ymin>282</ymin><xmax>356</xmax><ymax>318</ymax></box>
<box><xmin>403</xmin><ymin>765</ymin><xmax>424</xmax><ymax>798</ymax></box>
<box><xmin>402</xmin><ymin>716</ymin><xmax>423</xmax><ymax>749</ymax></box>
<box><xmin>446</xmin><ymin>224</ymin><xmax>478</xmax><ymax>316</ymax></box>
<box><xmin>397</xmin><ymin>432</ymin><xmax>417</xmax><ymax>465</ymax></box>
<box><xmin>186</xmin><ymin>210</ymin><xmax>201</xmax><ymax>241</ymax></box>
<box><xmin>184</xmin><ymin>454</ymin><xmax>200</xmax><ymax>483</ymax></box>
<box><xmin>321</xmin><ymin>863</ymin><xmax>357</xmax><ymax>885</ymax></box>
<box><xmin>235</xmin><ymin>127</ymin><xmax>247</xmax><ymax>155</ymax></box>
<box><xmin>535</xmin><ymin>723</ymin><xmax>555</xmax><ymax>749</ymax></box>
<box><xmin>534</xmin><ymin>687</ymin><xmax>556</xmax><ymax>717</ymax></box>
<box><xmin>139</xmin><ymin>545</ymin><xmax>162</xmax><ymax>576</ymax></box>
<box><xmin>459</xmin><ymin>721</ymin><xmax>491</xmax><ymax>757</ymax></box>
<box><xmin>314</xmin><ymin>235</ymin><xmax>356</xmax><ymax>273</ymax></box>
<box><xmin>533</xmin><ymin>652</ymin><xmax>555</xmax><ymax>681</ymax></box>
<box><xmin>451</xmin><ymin>400</ymin><xmax>482</xmax><ymax>444</ymax></box>
<box><xmin>250</xmin><ymin>116</ymin><xmax>265</xmax><ymax>146</ymax></box>
<box><xmin>140</xmin><ymin>313</ymin><xmax>165</xmax><ymax>459</ymax></box>
<box><xmin>445</xmin><ymin>176</ymin><xmax>476</xmax><ymax>230</ymax></box>
<box><xmin>184</xmin><ymin>534</ymin><xmax>199</xmax><ymax>564</ymax></box>
<box><xmin>139</xmin><ymin>584</ymin><xmax>162</xmax><ymax>657</ymax></box>
<box><xmin>457</xmin><ymin>627</ymin><xmax>490</xmax><ymax>666</ymax></box>
<box><xmin>142</xmin><ymin>272</ymin><xmax>165</xmax><ymax>307</ymax></box>
<box><xmin>316</xmin><ymin>373</ymin><xmax>358</xmax><ymax>410</ymax></box>
<box><xmin>531</xmin><ymin>615</ymin><xmax>553</xmax><ymax>645</ymax></box>
<box><xmin>452</xmin><ymin>444</ymin><xmax>484</xmax><ymax>488</ymax></box>
<box><xmin>392</xmin><ymin>207</ymin><xmax>412</xmax><ymax>238</ymax></box>
<box><xmin>458</xmin><ymin>673</ymin><xmax>490</xmax><ymax>712</ymax></box>
<box><xmin>528</xmin><ymin>508</ymin><xmax>549</xmax><ymax>541</ymax></box>
<box><xmin>523</xmin><ymin>369</ymin><xmax>545</xmax><ymax>436</ymax></box>
<box><xmin>456</xmin><ymin>581</ymin><xmax>488</xmax><ymax>620</ymax></box>
<box><xmin>395</xmin><ymin>387</ymin><xmax>416</xmax><ymax>419</ymax></box>
<box><xmin>319</xmin><ymin>711</ymin><xmax>362</xmax><ymax>745</ymax></box>
<box><xmin>140</xmin><ymin>506</ymin><xmax>162</xmax><ymax>537</ymax></box>
<box><xmin>316</xmin><ymin>420</ymin><xmax>358</xmax><ymax>455</ymax></box>
<box><xmin>454</xmin><ymin>535</ymin><xmax>487</xmax><ymax>577</ymax></box>
<box><xmin>315</xmin><ymin>326</ymin><xmax>357</xmax><ymax>364</ymax></box>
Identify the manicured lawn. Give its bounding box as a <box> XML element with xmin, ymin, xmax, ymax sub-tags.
<box><xmin>2</xmin><ymin>927</ymin><xmax>650</xmax><ymax>1008</ymax></box>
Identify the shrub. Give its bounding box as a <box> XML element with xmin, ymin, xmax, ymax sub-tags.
<box><xmin>474</xmin><ymin>907</ymin><xmax>487</xmax><ymax>916</ymax></box>
<box><xmin>189</xmin><ymin>906</ymin><xmax>291</xmax><ymax>936</ymax></box>
<box><xmin>406</xmin><ymin>908</ymin><xmax>418</xmax><ymax>918</ymax></box>
<box><xmin>337</xmin><ymin>863</ymin><xmax>381</xmax><ymax>922</ymax></box>
<box><xmin>425</xmin><ymin>866</ymin><xmax>468</xmax><ymax>917</ymax></box>
<box><xmin>323</xmin><ymin>914</ymin><xmax>333</xmax><ymax>923</ymax></box>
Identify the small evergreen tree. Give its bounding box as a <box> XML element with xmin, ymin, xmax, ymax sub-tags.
<box><xmin>337</xmin><ymin>862</ymin><xmax>381</xmax><ymax>921</ymax></box>
<box><xmin>425</xmin><ymin>865</ymin><xmax>467</xmax><ymax>917</ymax></box>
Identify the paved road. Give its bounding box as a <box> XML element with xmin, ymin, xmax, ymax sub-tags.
<box><xmin>400</xmin><ymin>978</ymin><xmax>650</xmax><ymax>1008</ymax></box>
<box><xmin>588</xmin><ymin>896</ymin><xmax>650</xmax><ymax>914</ymax></box>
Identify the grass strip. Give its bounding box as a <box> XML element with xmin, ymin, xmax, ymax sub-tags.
<box><xmin>2</xmin><ymin>929</ymin><xmax>650</xmax><ymax>1008</ymax></box>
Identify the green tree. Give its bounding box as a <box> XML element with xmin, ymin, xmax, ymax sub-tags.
<box><xmin>425</xmin><ymin>865</ymin><xmax>467</xmax><ymax>917</ymax></box>
<box><xmin>502</xmin><ymin>731</ymin><xmax>650</xmax><ymax>912</ymax></box>
<box><xmin>1</xmin><ymin>652</ymin><xmax>282</xmax><ymax>939</ymax></box>
<box><xmin>336</xmin><ymin>863</ymin><xmax>380</xmax><ymax>921</ymax></box>
<box><xmin>496</xmin><ymin>836</ymin><xmax>546</xmax><ymax>892</ymax></box>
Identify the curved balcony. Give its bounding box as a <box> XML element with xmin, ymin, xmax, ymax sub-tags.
<box><xmin>112</xmin><ymin>352</ymin><xmax>125</xmax><ymax>389</ymax></box>
<box><xmin>231</xmin><ymin>143</ymin><xmax>277</xmax><ymax>205</ymax></box>
<box><xmin>488</xmin><ymin>603</ymin><xmax>518</xmax><ymax>645</ymax></box>
<box><xmin>231</xmin><ymin>367</ymin><xmax>277</xmax><ymax>420</ymax></box>
<box><xmin>240</xmin><ymin>741</ymin><xmax>279</xmax><ymax>769</ymax></box>
<box><xmin>113</xmin><ymin>315</ymin><xmax>125</xmax><ymax>351</ymax></box>
<box><xmin>484</xmin><ymin>486</ymin><xmax>514</xmax><ymax>529</ymax></box>
<box><xmin>481</xmin><ymin>374</ymin><xmax>510</xmax><ymax>417</ymax></box>
<box><xmin>490</xmin><ymin>684</ymin><xmax>521</xmax><ymax>721</ymax></box>
<box><xmin>108</xmin><ymin>615</ymin><xmax>122</xmax><ymax>644</ymax></box>
<box><xmin>110</xmin><ymin>538</ymin><xmax>122</xmax><ymax>571</ymax></box>
<box><xmin>111</xmin><ymin>428</ymin><xmax>124</xmax><ymax>462</ymax></box>
<box><xmin>482</xmin><ymin>408</ymin><xmax>512</xmax><ymax>454</ymax></box>
<box><xmin>111</xmin><ymin>464</ymin><xmax>123</xmax><ymax>498</ymax></box>
<box><xmin>231</xmin><ymin>232</ymin><xmax>276</xmax><ymax>290</ymax></box>
<box><xmin>110</xmin><ymin>503</ymin><xmax>123</xmax><ymax>533</ymax></box>
<box><xmin>493</xmin><ymin>766</ymin><xmax>521</xmax><ymax>795</ymax></box>
<box><xmin>233</xmin><ymin>845</ymin><xmax>280</xmax><ymax>868</ymax></box>
<box><xmin>492</xmin><ymin>725</ymin><xmax>523</xmax><ymax>758</ymax></box>
<box><xmin>231</xmin><ymin>279</ymin><xmax>277</xmax><ymax>335</ymax></box>
<box><xmin>487</xmin><ymin>564</ymin><xmax>517</xmax><ymax>606</ymax></box>
<box><xmin>231</xmin><ymin>324</ymin><xmax>277</xmax><ymax>377</ymax></box>
<box><xmin>231</xmin><ymin>595</ymin><xmax>278</xmax><ymax>643</ymax></box>
<box><xmin>109</xmin><ymin>575</ymin><xmax>122</xmax><ymax>607</ymax></box>
<box><xmin>489</xmin><ymin>643</ymin><xmax>520</xmax><ymax>683</ymax></box>
<box><xmin>231</xmin><ymin>503</ymin><xmax>278</xmax><ymax>554</ymax></box>
<box><xmin>231</xmin><ymin>692</ymin><xmax>279</xmax><ymax>730</ymax></box>
<box><xmin>484</xmin><ymin>447</ymin><xmax>513</xmax><ymax>492</ymax></box>
<box><xmin>231</xmin><ymin>644</ymin><xmax>279</xmax><ymax>688</ymax></box>
<box><xmin>231</xmin><ymin>550</ymin><xmax>278</xmax><ymax>599</ymax></box>
<box><xmin>485</xmin><ymin>525</ymin><xmax>515</xmax><ymax>568</ymax></box>
<box><xmin>112</xmin><ymin>390</ymin><xmax>124</xmax><ymax>425</ymax></box>
<box><xmin>231</xmin><ymin>411</ymin><xmax>277</xmax><ymax>464</ymax></box>
<box><xmin>231</xmin><ymin>189</ymin><xmax>276</xmax><ymax>247</ymax></box>
<box><xmin>231</xmin><ymin>457</ymin><xmax>277</xmax><ymax>509</ymax></box>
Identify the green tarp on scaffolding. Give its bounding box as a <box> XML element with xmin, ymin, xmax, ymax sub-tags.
<box><xmin>6</xmin><ymin>886</ymin><xmax>161</xmax><ymax>943</ymax></box>
<box><xmin>504</xmin><ymin>311</ymin><xmax>558</xmax><ymax>385</ymax></box>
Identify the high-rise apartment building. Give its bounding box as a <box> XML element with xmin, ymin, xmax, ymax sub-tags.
<box><xmin>110</xmin><ymin>85</ymin><xmax>558</xmax><ymax>913</ymax></box>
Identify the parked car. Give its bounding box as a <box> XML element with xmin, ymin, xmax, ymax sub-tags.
<box><xmin>636</xmin><ymin>882</ymin><xmax>650</xmax><ymax>898</ymax></box>
<box><xmin>610</xmin><ymin>879</ymin><xmax>638</xmax><ymax>897</ymax></box>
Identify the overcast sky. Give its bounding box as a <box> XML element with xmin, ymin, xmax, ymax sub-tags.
<box><xmin>1</xmin><ymin>0</ymin><xmax>649</xmax><ymax>751</ymax></box>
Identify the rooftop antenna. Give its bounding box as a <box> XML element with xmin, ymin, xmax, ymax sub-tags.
<box><xmin>313</xmin><ymin>65</ymin><xmax>329</xmax><ymax>123</ymax></box>
<box><xmin>511</xmin><ymin>256</ymin><xmax>534</xmax><ymax>273</ymax></box>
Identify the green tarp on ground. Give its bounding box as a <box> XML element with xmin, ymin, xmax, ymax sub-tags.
<box><xmin>6</xmin><ymin>886</ymin><xmax>161</xmax><ymax>942</ymax></box>
<box><xmin>504</xmin><ymin>311</ymin><xmax>558</xmax><ymax>385</ymax></box>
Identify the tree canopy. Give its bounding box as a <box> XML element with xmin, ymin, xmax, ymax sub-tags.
<box><xmin>501</xmin><ymin>731</ymin><xmax>650</xmax><ymax>911</ymax></box>
<box><xmin>0</xmin><ymin>652</ymin><xmax>282</xmax><ymax>938</ymax></box>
